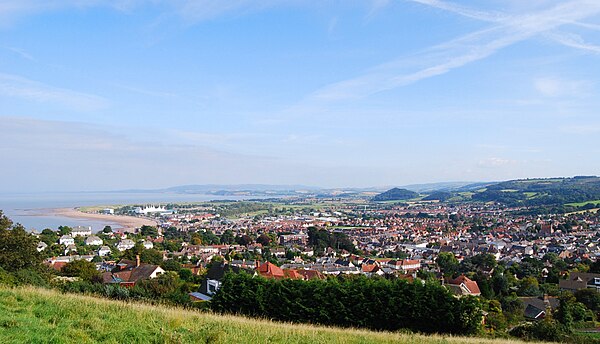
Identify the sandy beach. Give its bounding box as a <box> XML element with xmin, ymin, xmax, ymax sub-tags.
<box><xmin>51</xmin><ymin>208</ymin><xmax>158</xmax><ymax>232</ymax></box>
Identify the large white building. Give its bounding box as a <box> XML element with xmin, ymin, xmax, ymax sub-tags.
<box><xmin>133</xmin><ymin>205</ymin><xmax>167</xmax><ymax>215</ymax></box>
<box><xmin>71</xmin><ymin>226</ymin><xmax>92</xmax><ymax>237</ymax></box>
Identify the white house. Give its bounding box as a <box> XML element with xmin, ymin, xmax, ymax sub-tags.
<box><xmin>37</xmin><ymin>241</ymin><xmax>48</xmax><ymax>252</ymax></box>
<box><xmin>71</xmin><ymin>226</ymin><xmax>92</xmax><ymax>237</ymax></box>
<box><xmin>142</xmin><ymin>240</ymin><xmax>154</xmax><ymax>249</ymax></box>
<box><xmin>400</xmin><ymin>259</ymin><xmax>421</xmax><ymax>273</ymax></box>
<box><xmin>85</xmin><ymin>235</ymin><xmax>103</xmax><ymax>246</ymax></box>
<box><xmin>98</xmin><ymin>246</ymin><xmax>112</xmax><ymax>257</ymax></box>
<box><xmin>116</xmin><ymin>239</ymin><xmax>135</xmax><ymax>251</ymax></box>
<box><xmin>59</xmin><ymin>235</ymin><xmax>75</xmax><ymax>246</ymax></box>
<box><xmin>64</xmin><ymin>244</ymin><xmax>78</xmax><ymax>255</ymax></box>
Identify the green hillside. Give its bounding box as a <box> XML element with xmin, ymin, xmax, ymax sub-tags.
<box><xmin>372</xmin><ymin>188</ymin><xmax>419</xmax><ymax>202</ymax></box>
<box><xmin>0</xmin><ymin>286</ymin><xmax>538</xmax><ymax>344</ymax></box>
<box><xmin>470</xmin><ymin>176</ymin><xmax>600</xmax><ymax>207</ymax></box>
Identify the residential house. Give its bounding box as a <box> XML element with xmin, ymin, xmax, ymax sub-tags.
<box><xmin>520</xmin><ymin>296</ymin><xmax>559</xmax><ymax>320</ymax></box>
<box><xmin>198</xmin><ymin>263</ymin><xmax>252</xmax><ymax>298</ymax></box>
<box><xmin>142</xmin><ymin>240</ymin><xmax>154</xmax><ymax>249</ymax></box>
<box><xmin>85</xmin><ymin>235</ymin><xmax>103</xmax><ymax>246</ymax></box>
<box><xmin>388</xmin><ymin>259</ymin><xmax>421</xmax><ymax>273</ymax></box>
<box><xmin>446</xmin><ymin>275</ymin><xmax>481</xmax><ymax>296</ymax></box>
<box><xmin>59</xmin><ymin>235</ymin><xmax>75</xmax><ymax>246</ymax></box>
<box><xmin>64</xmin><ymin>244</ymin><xmax>77</xmax><ymax>254</ymax></box>
<box><xmin>98</xmin><ymin>246</ymin><xmax>112</xmax><ymax>257</ymax></box>
<box><xmin>257</xmin><ymin>261</ymin><xmax>285</xmax><ymax>279</ymax></box>
<box><xmin>102</xmin><ymin>257</ymin><xmax>165</xmax><ymax>286</ymax></box>
<box><xmin>272</xmin><ymin>247</ymin><xmax>286</xmax><ymax>258</ymax></box>
<box><xmin>116</xmin><ymin>239</ymin><xmax>135</xmax><ymax>251</ymax></box>
<box><xmin>71</xmin><ymin>226</ymin><xmax>93</xmax><ymax>237</ymax></box>
<box><xmin>559</xmin><ymin>272</ymin><xmax>600</xmax><ymax>291</ymax></box>
<box><xmin>37</xmin><ymin>241</ymin><xmax>48</xmax><ymax>252</ymax></box>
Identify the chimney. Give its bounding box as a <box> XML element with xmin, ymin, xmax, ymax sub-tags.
<box><xmin>136</xmin><ymin>255</ymin><xmax>140</xmax><ymax>267</ymax></box>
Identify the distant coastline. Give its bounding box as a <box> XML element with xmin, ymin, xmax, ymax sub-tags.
<box><xmin>49</xmin><ymin>208</ymin><xmax>157</xmax><ymax>233</ymax></box>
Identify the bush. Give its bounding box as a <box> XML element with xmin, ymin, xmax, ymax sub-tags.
<box><xmin>509</xmin><ymin>319</ymin><xmax>570</xmax><ymax>342</ymax></box>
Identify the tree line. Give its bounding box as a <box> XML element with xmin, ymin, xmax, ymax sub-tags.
<box><xmin>211</xmin><ymin>272</ymin><xmax>482</xmax><ymax>335</ymax></box>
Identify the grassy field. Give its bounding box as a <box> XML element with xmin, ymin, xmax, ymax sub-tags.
<box><xmin>566</xmin><ymin>199</ymin><xmax>600</xmax><ymax>207</ymax></box>
<box><xmin>0</xmin><ymin>286</ymin><xmax>541</xmax><ymax>344</ymax></box>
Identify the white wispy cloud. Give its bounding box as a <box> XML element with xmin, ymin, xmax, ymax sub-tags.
<box><xmin>547</xmin><ymin>32</ymin><xmax>600</xmax><ymax>54</ymax></box>
<box><xmin>533</xmin><ymin>77</ymin><xmax>592</xmax><ymax>97</ymax></box>
<box><xmin>477</xmin><ymin>157</ymin><xmax>517</xmax><ymax>168</ymax></box>
<box><xmin>3</xmin><ymin>46</ymin><xmax>34</xmax><ymax>60</ymax></box>
<box><xmin>0</xmin><ymin>73</ymin><xmax>108</xmax><ymax>111</ymax></box>
<box><xmin>310</xmin><ymin>0</ymin><xmax>600</xmax><ymax>100</ymax></box>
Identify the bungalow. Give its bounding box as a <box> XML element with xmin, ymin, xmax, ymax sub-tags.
<box><xmin>84</xmin><ymin>235</ymin><xmax>103</xmax><ymax>246</ymax></box>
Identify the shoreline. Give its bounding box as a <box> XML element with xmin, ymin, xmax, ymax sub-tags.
<box><xmin>50</xmin><ymin>208</ymin><xmax>158</xmax><ymax>233</ymax></box>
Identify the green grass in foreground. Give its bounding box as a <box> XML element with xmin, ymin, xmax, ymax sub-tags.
<box><xmin>0</xmin><ymin>286</ymin><xmax>541</xmax><ymax>344</ymax></box>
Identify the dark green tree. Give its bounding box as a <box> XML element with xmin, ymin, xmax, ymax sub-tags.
<box><xmin>140</xmin><ymin>225</ymin><xmax>159</xmax><ymax>237</ymax></box>
<box><xmin>122</xmin><ymin>244</ymin><xmax>163</xmax><ymax>265</ymax></box>
<box><xmin>0</xmin><ymin>212</ymin><xmax>42</xmax><ymax>272</ymax></box>
<box><xmin>436</xmin><ymin>252</ymin><xmax>459</xmax><ymax>276</ymax></box>
<box><xmin>62</xmin><ymin>259</ymin><xmax>101</xmax><ymax>282</ymax></box>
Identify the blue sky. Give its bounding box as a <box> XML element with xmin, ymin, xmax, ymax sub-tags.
<box><xmin>1</xmin><ymin>0</ymin><xmax>600</xmax><ymax>192</ymax></box>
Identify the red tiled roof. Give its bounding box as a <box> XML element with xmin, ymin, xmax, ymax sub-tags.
<box><xmin>49</xmin><ymin>262</ymin><xmax>67</xmax><ymax>271</ymax></box>
<box><xmin>449</xmin><ymin>275</ymin><xmax>481</xmax><ymax>295</ymax></box>
<box><xmin>297</xmin><ymin>269</ymin><xmax>325</xmax><ymax>280</ymax></box>
<box><xmin>283</xmin><ymin>269</ymin><xmax>302</xmax><ymax>280</ymax></box>
<box><xmin>362</xmin><ymin>264</ymin><xmax>379</xmax><ymax>273</ymax></box>
<box><xmin>257</xmin><ymin>262</ymin><xmax>285</xmax><ymax>279</ymax></box>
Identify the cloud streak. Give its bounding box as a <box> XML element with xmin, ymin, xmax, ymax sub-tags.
<box><xmin>310</xmin><ymin>0</ymin><xmax>600</xmax><ymax>100</ymax></box>
<box><xmin>0</xmin><ymin>73</ymin><xmax>108</xmax><ymax>111</ymax></box>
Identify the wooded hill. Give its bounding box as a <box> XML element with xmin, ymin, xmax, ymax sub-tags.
<box><xmin>371</xmin><ymin>188</ymin><xmax>419</xmax><ymax>201</ymax></box>
<box><xmin>373</xmin><ymin>176</ymin><xmax>600</xmax><ymax>209</ymax></box>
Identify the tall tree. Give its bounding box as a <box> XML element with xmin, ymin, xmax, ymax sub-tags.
<box><xmin>0</xmin><ymin>212</ymin><xmax>42</xmax><ymax>272</ymax></box>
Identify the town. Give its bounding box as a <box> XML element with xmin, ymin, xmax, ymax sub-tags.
<box><xmin>33</xmin><ymin>196</ymin><xmax>600</xmax><ymax>334</ymax></box>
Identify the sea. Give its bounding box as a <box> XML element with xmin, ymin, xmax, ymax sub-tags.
<box><xmin>0</xmin><ymin>192</ymin><xmax>262</xmax><ymax>232</ymax></box>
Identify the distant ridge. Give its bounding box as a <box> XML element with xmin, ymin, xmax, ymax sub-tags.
<box><xmin>115</xmin><ymin>184</ymin><xmax>322</xmax><ymax>195</ymax></box>
<box><xmin>373</xmin><ymin>176</ymin><xmax>600</xmax><ymax>209</ymax></box>
<box><xmin>399</xmin><ymin>181</ymin><xmax>479</xmax><ymax>193</ymax></box>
